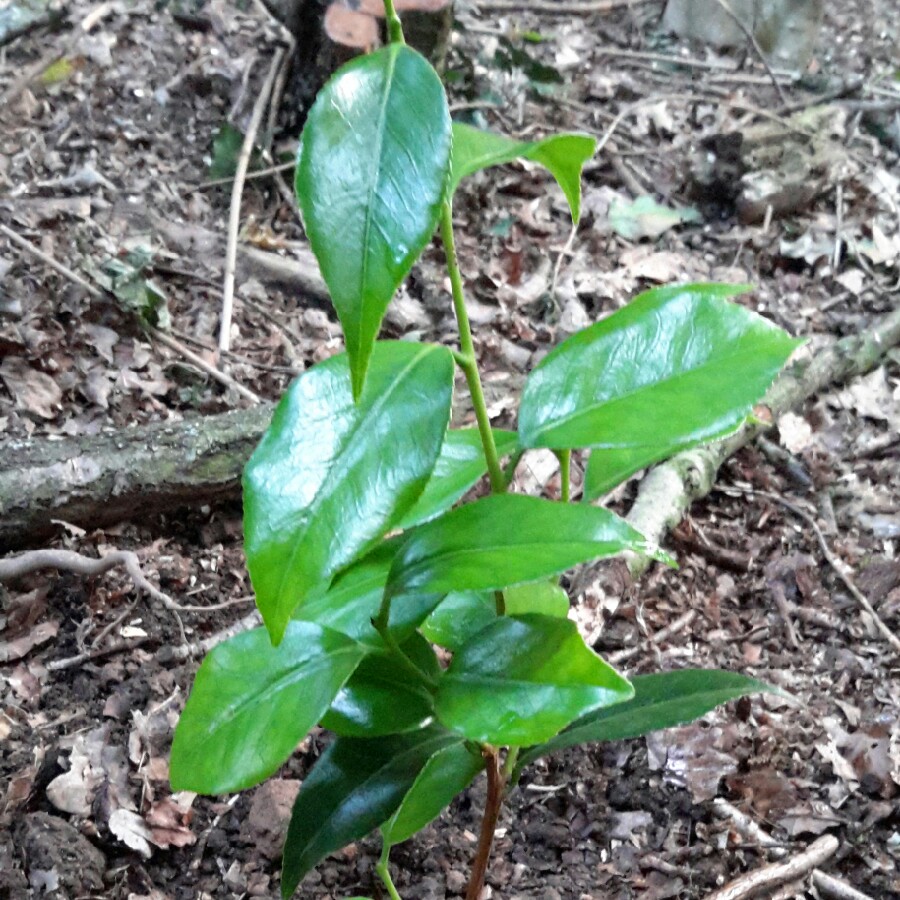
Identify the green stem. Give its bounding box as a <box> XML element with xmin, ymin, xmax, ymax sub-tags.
<box><xmin>503</xmin><ymin>448</ymin><xmax>524</xmax><ymax>485</ymax></box>
<box><xmin>376</xmin><ymin>842</ymin><xmax>403</xmax><ymax>900</ymax></box>
<box><xmin>440</xmin><ymin>201</ymin><xmax>506</xmax><ymax>494</ymax></box>
<box><xmin>556</xmin><ymin>449</ymin><xmax>571</xmax><ymax>503</ymax></box>
<box><xmin>501</xmin><ymin>746</ymin><xmax>520</xmax><ymax>785</ymax></box>
<box><xmin>382</xmin><ymin>0</ymin><xmax>405</xmax><ymax>44</ymax></box>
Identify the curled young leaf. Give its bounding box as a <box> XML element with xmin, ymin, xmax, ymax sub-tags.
<box><xmin>296</xmin><ymin>45</ymin><xmax>452</xmax><ymax>398</ymax></box>
<box><xmin>294</xmin><ymin>541</ymin><xmax>444</xmax><ymax>647</ymax></box>
<box><xmin>281</xmin><ymin>727</ymin><xmax>460</xmax><ymax>898</ymax></box>
<box><xmin>449</xmin><ymin>123</ymin><xmax>595</xmax><ymax>223</ymax></box>
<box><xmin>503</xmin><ymin>580</ymin><xmax>569</xmax><ymax>617</ymax></box>
<box><xmin>381</xmin><ymin>741</ymin><xmax>485</xmax><ymax>846</ymax></box>
<box><xmin>385</xmin><ymin>493</ymin><xmax>669</xmax><ymax>599</ymax></box>
<box><xmin>397</xmin><ymin>427</ymin><xmax>519</xmax><ymax>530</ymax></box>
<box><xmin>420</xmin><ymin>591</ymin><xmax>495</xmax><ymax>651</ymax></box>
<box><xmin>321</xmin><ymin>634</ymin><xmax>439</xmax><ymax>737</ymax></box>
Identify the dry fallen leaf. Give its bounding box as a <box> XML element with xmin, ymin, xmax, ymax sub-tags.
<box><xmin>0</xmin><ymin>356</ymin><xmax>62</xmax><ymax>419</ymax></box>
<box><xmin>778</xmin><ymin>411</ymin><xmax>814</xmax><ymax>453</ymax></box>
<box><xmin>46</xmin><ymin>731</ymin><xmax>104</xmax><ymax>815</ymax></box>
<box><xmin>109</xmin><ymin>808</ymin><xmax>154</xmax><ymax>859</ymax></box>
<box><xmin>609</xmin><ymin>195</ymin><xmax>701</xmax><ymax>241</ymax></box>
<box><xmin>0</xmin><ymin>619</ymin><xmax>58</xmax><ymax>663</ymax></box>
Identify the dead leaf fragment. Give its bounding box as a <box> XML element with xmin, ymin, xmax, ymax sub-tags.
<box><xmin>46</xmin><ymin>734</ymin><xmax>103</xmax><ymax>815</ymax></box>
<box><xmin>608</xmin><ymin>195</ymin><xmax>700</xmax><ymax>241</ymax></box>
<box><xmin>0</xmin><ymin>619</ymin><xmax>58</xmax><ymax>663</ymax></box>
<box><xmin>0</xmin><ymin>356</ymin><xmax>61</xmax><ymax>419</ymax></box>
<box><xmin>835</xmin><ymin>368</ymin><xmax>898</xmax><ymax>430</ymax></box>
<box><xmin>109</xmin><ymin>808</ymin><xmax>154</xmax><ymax>859</ymax></box>
<box><xmin>777</xmin><ymin>412</ymin><xmax>813</xmax><ymax>453</ymax></box>
<box><xmin>324</xmin><ymin>3</ymin><xmax>378</xmax><ymax>49</ymax></box>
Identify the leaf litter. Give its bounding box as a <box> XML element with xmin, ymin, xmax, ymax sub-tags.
<box><xmin>1</xmin><ymin>0</ymin><xmax>899</xmax><ymax>896</ymax></box>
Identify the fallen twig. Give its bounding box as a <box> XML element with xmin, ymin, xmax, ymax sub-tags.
<box><xmin>196</xmin><ymin>160</ymin><xmax>295</xmax><ymax>191</ymax></box>
<box><xmin>734</xmin><ymin>489</ymin><xmax>900</xmax><ymax>657</ymax></box>
<box><xmin>713</xmin><ymin>800</ymin><xmax>873</xmax><ymax>900</ymax></box>
<box><xmin>149</xmin><ymin>327</ymin><xmax>262</xmax><ymax>405</ymax></box>
<box><xmin>46</xmin><ymin>637</ymin><xmax>150</xmax><ymax>672</ymax></box>
<box><xmin>713</xmin><ymin>798</ymin><xmax>788</xmax><ymax>858</ymax></box>
<box><xmin>596</xmin><ymin>92</ymin><xmax>813</xmax><ymax>158</ymax></box>
<box><xmin>711</xmin><ymin>0</ymin><xmax>788</xmax><ymax>104</ymax></box>
<box><xmin>191</xmin><ymin>794</ymin><xmax>241</xmax><ymax>868</ymax></box>
<box><xmin>0</xmin><ymin>548</ymin><xmax>178</xmax><ymax>610</ymax></box>
<box><xmin>703</xmin><ymin>834</ymin><xmax>838</xmax><ymax>900</ymax></box>
<box><xmin>158</xmin><ymin>609</ymin><xmax>262</xmax><ymax>663</ymax></box>
<box><xmin>475</xmin><ymin>0</ymin><xmax>660</xmax><ymax>13</ymax></box>
<box><xmin>219</xmin><ymin>47</ymin><xmax>286</xmax><ymax>353</ymax></box>
<box><xmin>811</xmin><ymin>869</ymin><xmax>875</xmax><ymax>900</ymax></box>
<box><xmin>0</xmin><ymin>547</ymin><xmax>253</xmax><ymax>616</ymax></box>
<box><xmin>0</xmin><ymin>223</ymin><xmax>261</xmax><ymax>404</ymax></box>
<box><xmin>607</xmin><ymin>609</ymin><xmax>696</xmax><ymax>664</ymax></box>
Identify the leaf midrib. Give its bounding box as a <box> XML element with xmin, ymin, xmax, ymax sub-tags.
<box><xmin>292</xmin><ymin>733</ymin><xmax>458</xmax><ymax>872</ymax></box>
<box><xmin>526</xmin><ymin>332</ymin><xmax>780</xmax><ymax>443</ymax></box>
<box><xmin>199</xmin><ymin>644</ymin><xmax>362</xmax><ymax>744</ymax></box>
<box><xmin>564</xmin><ymin>684</ymin><xmax>770</xmax><ymax>731</ymax></box>
<box><xmin>443</xmin><ymin>673</ymin><xmax>625</xmax><ymax>692</ymax></box>
<box><xmin>394</xmin><ymin>531</ymin><xmax>637</xmax><ymax>592</ymax></box>
<box><xmin>356</xmin><ymin>44</ymin><xmax>400</xmax><ymax>355</ymax></box>
<box><xmin>274</xmin><ymin>345</ymin><xmax>439</xmax><ymax>619</ymax></box>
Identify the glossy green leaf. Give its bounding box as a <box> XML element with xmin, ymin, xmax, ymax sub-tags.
<box><xmin>504</xmin><ymin>581</ymin><xmax>569</xmax><ymax>617</ymax></box>
<box><xmin>515</xmin><ymin>669</ymin><xmax>783</xmax><ymax>773</ymax></box>
<box><xmin>420</xmin><ymin>591</ymin><xmax>495</xmax><ymax>651</ymax></box>
<box><xmin>436</xmin><ymin>614</ymin><xmax>633</xmax><ymax>745</ymax></box>
<box><xmin>381</xmin><ymin>741</ymin><xmax>484</xmax><ymax>846</ymax></box>
<box><xmin>296</xmin><ymin>45</ymin><xmax>451</xmax><ymax>397</ymax></box>
<box><xmin>321</xmin><ymin>634</ymin><xmax>439</xmax><ymax>737</ymax></box>
<box><xmin>170</xmin><ymin>622</ymin><xmax>365</xmax><ymax>795</ymax></box>
<box><xmin>517</xmin><ymin>283</ymin><xmax>802</xmax><ymax>496</ymax></box>
<box><xmin>281</xmin><ymin>727</ymin><xmax>459</xmax><ymax>898</ymax></box>
<box><xmin>293</xmin><ymin>541</ymin><xmax>443</xmax><ymax>647</ymax></box>
<box><xmin>244</xmin><ymin>342</ymin><xmax>453</xmax><ymax>644</ymax></box>
<box><xmin>449</xmin><ymin>123</ymin><xmax>595</xmax><ymax>222</ymax></box>
<box><xmin>398</xmin><ymin>428</ymin><xmax>519</xmax><ymax>530</ymax></box>
<box><xmin>386</xmin><ymin>494</ymin><xmax>669</xmax><ymax>599</ymax></box>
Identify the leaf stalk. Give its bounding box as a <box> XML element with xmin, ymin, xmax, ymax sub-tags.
<box><xmin>556</xmin><ymin>449</ymin><xmax>571</xmax><ymax>503</ymax></box>
<box><xmin>372</xmin><ymin>614</ymin><xmax>438</xmax><ymax>689</ymax></box>
<box><xmin>382</xmin><ymin>0</ymin><xmax>405</xmax><ymax>44</ymax></box>
<box><xmin>376</xmin><ymin>841</ymin><xmax>404</xmax><ymax>900</ymax></box>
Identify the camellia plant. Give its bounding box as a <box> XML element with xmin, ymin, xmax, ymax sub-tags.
<box><xmin>169</xmin><ymin>2</ymin><xmax>800</xmax><ymax>897</ymax></box>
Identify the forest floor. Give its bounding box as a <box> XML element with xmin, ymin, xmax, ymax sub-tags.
<box><xmin>1</xmin><ymin>0</ymin><xmax>899</xmax><ymax>898</ymax></box>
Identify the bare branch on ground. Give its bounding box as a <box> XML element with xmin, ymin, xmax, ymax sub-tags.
<box><xmin>219</xmin><ymin>47</ymin><xmax>287</xmax><ymax>353</ymax></box>
<box><xmin>703</xmin><ymin>834</ymin><xmax>838</xmax><ymax>900</ymax></box>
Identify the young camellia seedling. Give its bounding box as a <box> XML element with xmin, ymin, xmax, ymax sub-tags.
<box><xmin>169</xmin><ymin>2</ymin><xmax>800</xmax><ymax>896</ymax></box>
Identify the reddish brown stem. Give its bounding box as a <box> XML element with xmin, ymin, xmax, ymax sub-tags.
<box><xmin>465</xmin><ymin>749</ymin><xmax>504</xmax><ymax>900</ymax></box>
